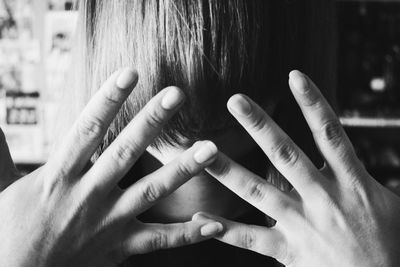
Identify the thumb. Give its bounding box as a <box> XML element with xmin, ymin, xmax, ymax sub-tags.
<box><xmin>0</xmin><ymin>128</ymin><xmax>20</xmax><ymax>191</ymax></box>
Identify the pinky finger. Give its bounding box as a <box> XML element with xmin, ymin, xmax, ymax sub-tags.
<box><xmin>115</xmin><ymin>220</ymin><xmax>224</xmax><ymax>260</ymax></box>
<box><xmin>192</xmin><ymin>212</ymin><xmax>286</xmax><ymax>261</ymax></box>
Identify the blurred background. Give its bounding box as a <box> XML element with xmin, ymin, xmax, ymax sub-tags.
<box><xmin>337</xmin><ymin>0</ymin><xmax>400</xmax><ymax>193</ymax></box>
<box><xmin>0</xmin><ymin>0</ymin><xmax>75</xmax><ymax>173</ymax></box>
<box><xmin>1</xmin><ymin>0</ymin><xmax>400</xmax><ymax>193</ymax></box>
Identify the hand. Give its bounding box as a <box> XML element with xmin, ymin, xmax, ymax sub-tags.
<box><xmin>193</xmin><ymin>70</ymin><xmax>400</xmax><ymax>267</ymax></box>
<box><xmin>0</xmin><ymin>68</ymin><xmax>223</xmax><ymax>267</ymax></box>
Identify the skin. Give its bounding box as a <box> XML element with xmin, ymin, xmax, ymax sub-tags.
<box><xmin>0</xmin><ymin>68</ymin><xmax>223</xmax><ymax>267</ymax></box>
<box><xmin>192</xmin><ymin>70</ymin><xmax>400</xmax><ymax>267</ymax></box>
<box><xmin>145</xmin><ymin>126</ymin><xmax>259</xmax><ymax>223</ymax></box>
<box><xmin>1</xmin><ymin>67</ymin><xmax>398</xmax><ymax>266</ymax></box>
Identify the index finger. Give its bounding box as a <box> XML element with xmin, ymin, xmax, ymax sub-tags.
<box><xmin>288</xmin><ymin>70</ymin><xmax>363</xmax><ymax>177</ymax></box>
<box><xmin>206</xmin><ymin>152</ymin><xmax>297</xmax><ymax>221</ymax></box>
<box><xmin>48</xmin><ymin>68</ymin><xmax>138</xmax><ymax>177</ymax></box>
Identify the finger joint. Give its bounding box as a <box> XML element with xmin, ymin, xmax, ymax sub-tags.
<box><xmin>239</xmin><ymin>228</ymin><xmax>257</xmax><ymax>251</ymax></box>
<box><xmin>210</xmin><ymin>157</ymin><xmax>231</xmax><ymax>178</ymax></box>
<box><xmin>175</xmin><ymin>226</ymin><xmax>193</xmax><ymax>246</ymax></box>
<box><xmin>142</xmin><ymin>181</ymin><xmax>167</xmax><ymax>203</ymax></box>
<box><xmin>245</xmin><ymin>181</ymin><xmax>267</xmax><ymax>203</ymax></box>
<box><xmin>112</xmin><ymin>140</ymin><xmax>141</xmax><ymax>164</ymax></box>
<box><xmin>273</xmin><ymin>139</ymin><xmax>299</xmax><ymax>166</ymax></box>
<box><xmin>102</xmin><ymin>88</ymin><xmax>122</xmax><ymax>105</ymax></box>
<box><xmin>143</xmin><ymin>106</ymin><xmax>166</xmax><ymax>131</ymax></box>
<box><xmin>248</xmin><ymin>114</ymin><xmax>267</xmax><ymax>133</ymax></box>
<box><xmin>319</xmin><ymin>119</ymin><xmax>343</xmax><ymax>148</ymax></box>
<box><xmin>302</xmin><ymin>93</ymin><xmax>322</xmax><ymax>109</ymax></box>
<box><xmin>175</xmin><ymin>162</ymin><xmax>195</xmax><ymax>180</ymax></box>
<box><xmin>76</xmin><ymin>115</ymin><xmax>105</xmax><ymax>141</ymax></box>
<box><xmin>151</xmin><ymin>231</ymin><xmax>169</xmax><ymax>251</ymax></box>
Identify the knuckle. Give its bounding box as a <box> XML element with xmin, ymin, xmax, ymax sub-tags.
<box><xmin>151</xmin><ymin>231</ymin><xmax>169</xmax><ymax>251</ymax></box>
<box><xmin>112</xmin><ymin>140</ymin><xmax>141</xmax><ymax>163</ymax></box>
<box><xmin>273</xmin><ymin>139</ymin><xmax>299</xmax><ymax>166</ymax></box>
<box><xmin>244</xmin><ymin>181</ymin><xmax>267</xmax><ymax>203</ymax></box>
<box><xmin>248</xmin><ymin>113</ymin><xmax>267</xmax><ymax>133</ymax></box>
<box><xmin>239</xmin><ymin>228</ymin><xmax>257</xmax><ymax>251</ymax></box>
<box><xmin>175</xmin><ymin>162</ymin><xmax>195</xmax><ymax>179</ymax></box>
<box><xmin>342</xmin><ymin>155</ymin><xmax>366</xmax><ymax>178</ymax></box>
<box><xmin>143</xmin><ymin>105</ymin><xmax>166</xmax><ymax>130</ymax></box>
<box><xmin>76</xmin><ymin>115</ymin><xmax>105</xmax><ymax>140</ymax></box>
<box><xmin>302</xmin><ymin>92</ymin><xmax>322</xmax><ymax>108</ymax></box>
<box><xmin>211</xmin><ymin>157</ymin><xmax>231</xmax><ymax>177</ymax></box>
<box><xmin>102</xmin><ymin>87</ymin><xmax>122</xmax><ymax>105</ymax></box>
<box><xmin>142</xmin><ymin>181</ymin><xmax>167</xmax><ymax>203</ymax></box>
<box><xmin>319</xmin><ymin>119</ymin><xmax>343</xmax><ymax>146</ymax></box>
<box><xmin>175</xmin><ymin>227</ymin><xmax>193</xmax><ymax>246</ymax></box>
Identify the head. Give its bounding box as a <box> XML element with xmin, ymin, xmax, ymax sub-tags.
<box><xmin>72</xmin><ymin>0</ymin><xmax>335</xmax><ymax>150</ymax></box>
<box><xmin>66</xmin><ymin>0</ymin><xmax>336</xmax><ymax>220</ymax></box>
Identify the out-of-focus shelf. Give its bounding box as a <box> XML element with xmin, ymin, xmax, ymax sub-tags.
<box><xmin>340</xmin><ymin>117</ymin><xmax>400</xmax><ymax>128</ymax></box>
<box><xmin>2</xmin><ymin>124</ymin><xmax>47</xmax><ymax>165</ymax></box>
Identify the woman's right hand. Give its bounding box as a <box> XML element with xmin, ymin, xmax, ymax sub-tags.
<box><xmin>0</xmin><ymin>68</ymin><xmax>222</xmax><ymax>267</ymax></box>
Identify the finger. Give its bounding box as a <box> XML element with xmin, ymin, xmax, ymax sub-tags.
<box><xmin>82</xmin><ymin>86</ymin><xmax>186</xmax><ymax>194</ymax></box>
<box><xmin>0</xmin><ymin>128</ymin><xmax>20</xmax><ymax>191</ymax></box>
<box><xmin>116</xmin><ymin>220</ymin><xmax>223</xmax><ymax>257</ymax></box>
<box><xmin>206</xmin><ymin>152</ymin><xmax>297</xmax><ymax>221</ymax></box>
<box><xmin>192</xmin><ymin>212</ymin><xmax>286</xmax><ymax>260</ymax></box>
<box><xmin>47</xmin><ymin>68</ymin><xmax>138</xmax><ymax>177</ymax></box>
<box><xmin>288</xmin><ymin>70</ymin><xmax>364</xmax><ymax>177</ymax></box>
<box><xmin>108</xmin><ymin>141</ymin><xmax>218</xmax><ymax>219</ymax></box>
<box><xmin>227</xmin><ymin>94</ymin><xmax>323</xmax><ymax>196</ymax></box>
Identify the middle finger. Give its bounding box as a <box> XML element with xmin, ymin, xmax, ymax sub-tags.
<box><xmin>227</xmin><ymin>94</ymin><xmax>323</xmax><ymax>197</ymax></box>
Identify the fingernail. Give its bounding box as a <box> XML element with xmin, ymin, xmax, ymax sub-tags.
<box><xmin>200</xmin><ymin>222</ymin><xmax>224</xmax><ymax>237</ymax></box>
<box><xmin>161</xmin><ymin>87</ymin><xmax>185</xmax><ymax>110</ymax></box>
<box><xmin>116</xmin><ymin>68</ymin><xmax>138</xmax><ymax>89</ymax></box>
<box><xmin>193</xmin><ymin>141</ymin><xmax>218</xmax><ymax>164</ymax></box>
<box><xmin>228</xmin><ymin>94</ymin><xmax>252</xmax><ymax>116</ymax></box>
<box><xmin>289</xmin><ymin>70</ymin><xmax>309</xmax><ymax>94</ymax></box>
<box><xmin>192</xmin><ymin>212</ymin><xmax>213</xmax><ymax>221</ymax></box>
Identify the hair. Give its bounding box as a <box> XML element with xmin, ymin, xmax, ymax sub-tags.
<box><xmin>66</xmin><ymin>0</ymin><xmax>336</xmax><ymax>160</ymax></box>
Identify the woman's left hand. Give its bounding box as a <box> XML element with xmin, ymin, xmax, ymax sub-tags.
<box><xmin>193</xmin><ymin>70</ymin><xmax>400</xmax><ymax>267</ymax></box>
